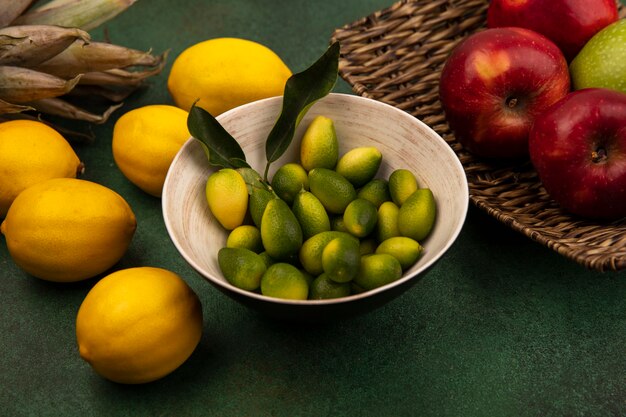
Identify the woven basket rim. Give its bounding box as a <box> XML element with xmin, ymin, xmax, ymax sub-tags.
<box><xmin>331</xmin><ymin>0</ymin><xmax>626</xmax><ymax>272</ymax></box>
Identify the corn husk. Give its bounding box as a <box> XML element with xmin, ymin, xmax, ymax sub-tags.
<box><xmin>0</xmin><ymin>0</ymin><xmax>167</xmax><ymax>137</ymax></box>
<box><xmin>35</xmin><ymin>41</ymin><xmax>165</xmax><ymax>78</ymax></box>
<box><xmin>27</xmin><ymin>97</ymin><xmax>122</xmax><ymax>123</ymax></box>
<box><xmin>11</xmin><ymin>0</ymin><xmax>137</xmax><ymax>32</ymax></box>
<box><xmin>78</xmin><ymin>62</ymin><xmax>166</xmax><ymax>87</ymax></box>
<box><xmin>0</xmin><ymin>66</ymin><xmax>81</xmax><ymax>103</ymax></box>
<box><xmin>0</xmin><ymin>25</ymin><xmax>90</xmax><ymax>67</ymax></box>
<box><xmin>0</xmin><ymin>0</ymin><xmax>35</xmax><ymax>28</ymax></box>
<box><xmin>0</xmin><ymin>98</ymin><xmax>34</xmax><ymax>114</ymax></box>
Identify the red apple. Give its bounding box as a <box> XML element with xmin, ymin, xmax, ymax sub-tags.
<box><xmin>487</xmin><ymin>0</ymin><xmax>618</xmax><ymax>61</ymax></box>
<box><xmin>529</xmin><ymin>88</ymin><xmax>626</xmax><ymax>219</ymax></box>
<box><xmin>439</xmin><ymin>27</ymin><xmax>570</xmax><ymax>159</ymax></box>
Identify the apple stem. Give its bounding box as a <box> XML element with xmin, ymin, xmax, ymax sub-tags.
<box><xmin>506</xmin><ymin>97</ymin><xmax>518</xmax><ymax>108</ymax></box>
<box><xmin>591</xmin><ymin>148</ymin><xmax>608</xmax><ymax>163</ymax></box>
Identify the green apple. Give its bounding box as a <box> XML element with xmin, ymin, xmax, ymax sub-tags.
<box><xmin>570</xmin><ymin>19</ymin><xmax>626</xmax><ymax>93</ymax></box>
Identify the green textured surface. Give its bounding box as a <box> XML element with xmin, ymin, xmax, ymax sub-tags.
<box><xmin>2</xmin><ymin>1</ymin><xmax>626</xmax><ymax>416</ymax></box>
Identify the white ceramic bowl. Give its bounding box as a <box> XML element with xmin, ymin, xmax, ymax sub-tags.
<box><xmin>163</xmin><ymin>93</ymin><xmax>468</xmax><ymax>321</ymax></box>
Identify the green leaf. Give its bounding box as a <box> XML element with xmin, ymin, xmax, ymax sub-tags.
<box><xmin>264</xmin><ymin>41</ymin><xmax>340</xmax><ymax>179</ymax></box>
<box><xmin>187</xmin><ymin>103</ymin><xmax>249</xmax><ymax>169</ymax></box>
<box><xmin>621</xmin><ymin>0</ymin><xmax>626</xmax><ymax>6</ymax></box>
<box><xmin>236</xmin><ymin>167</ymin><xmax>271</xmax><ymax>195</ymax></box>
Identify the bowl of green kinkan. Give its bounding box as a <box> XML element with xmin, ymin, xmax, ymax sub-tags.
<box><xmin>163</xmin><ymin>43</ymin><xmax>468</xmax><ymax>321</ymax></box>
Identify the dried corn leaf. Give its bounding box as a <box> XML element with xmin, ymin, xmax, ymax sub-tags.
<box><xmin>78</xmin><ymin>62</ymin><xmax>166</xmax><ymax>87</ymax></box>
<box><xmin>12</xmin><ymin>0</ymin><xmax>137</xmax><ymax>32</ymax></box>
<box><xmin>0</xmin><ymin>25</ymin><xmax>90</xmax><ymax>67</ymax></box>
<box><xmin>0</xmin><ymin>98</ymin><xmax>34</xmax><ymax>114</ymax></box>
<box><xmin>0</xmin><ymin>0</ymin><xmax>35</xmax><ymax>28</ymax></box>
<box><xmin>0</xmin><ymin>66</ymin><xmax>81</xmax><ymax>103</ymax></box>
<box><xmin>27</xmin><ymin>97</ymin><xmax>122</xmax><ymax>123</ymax></box>
<box><xmin>35</xmin><ymin>41</ymin><xmax>165</xmax><ymax>78</ymax></box>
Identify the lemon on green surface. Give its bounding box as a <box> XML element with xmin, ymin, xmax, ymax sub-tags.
<box><xmin>335</xmin><ymin>146</ymin><xmax>382</xmax><ymax>187</ymax></box>
<box><xmin>299</xmin><ymin>231</ymin><xmax>358</xmax><ymax>276</ymax></box>
<box><xmin>322</xmin><ymin>236</ymin><xmax>361</xmax><ymax>283</ymax></box>
<box><xmin>343</xmin><ymin>198</ymin><xmax>378</xmax><ymax>238</ymax></box>
<box><xmin>389</xmin><ymin>169</ymin><xmax>419</xmax><ymax>206</ymax></box>
<box><xmin>270</xmin><ymin>163</ymin><xmax>309</xmax><ymax>205</ymax></box>
<box><xmin>76</xmin><ymin>267</ymin><xmax>202</xmax><ymax>384</ymax></box>
<box><xmin>300</xmin><ymin>115</ymin><xmax>339</xmax><ymax>171</ymax></box>
<box><xmin>357</xmin><ymin>178</ymin><xmax>391</xmax><ymax>208</ymax></box>
<box><xmin>205</xmin><ymin>168</ymin><xmax>248</xmax><ymax>230</ymax></box>
<box><xmin>261</xmin><ymin>198</ymin><xmax>303</xmax><ymax>260</ymax></box>
<box><xmin>292</xmin><ymin>190</ymin><xmax>331</xmax><ymax>239</ymax></box>
<box><xmin>354</xmin><ymin>254</ymin><xmax>402</xmax><ymax>291</ymax></box>
<box><xmin>261</xmin><ymin>263</ymin><xmax>309</xmax><ymax>300</ymax></box>
<box><xmin>218</xmin><ymin>247</ymin><xmax>267</xmax><ymax>290</ymax></box>
<box><xmin>1</xmin><ymin>178</ymin><xmax>136</xmax><ymax>282</ymax></box>
<box><xmin>375</xmin><ymin>236</ymin><xmax>423</xmax><ymax>271</ymax></box>
<box><xmin>226</xmin><ymin>225</ymin><xmax>263</xmax><ymax>253</ymax></box>
<box><xmin>112</xmin><ymin>105</ymin><xmax>190</xmax><ymax>197</ymax></box>
<box><xmin>308</xmin><ymin>168</ymin><xmax>357</xmax><ymax>214</ymax></box>
<box><xmin>0</xmin><ymin>120</ymin><xmax>82</xmax><ymax>217</ymax></box>
<box><xmin>375</xmin><ymin>201</ymin><xmax>400</xmax><ymax>242</ymax></box>
<box><xmin>398</xmin><ymin>188</ymin><xmax>436</xmax><ymax>242</ymax></box>
<box><xmin>168</xmin><ymin>37</ymin><xmax>292</xmax><ymax>116</ymax></box>
<box><xmin>309</xmin><ymin>274</ymin><xmax>351</xmax><ymax>300</ymax></box>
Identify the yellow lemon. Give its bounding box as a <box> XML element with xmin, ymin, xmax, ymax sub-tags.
<box><xmin>76</xmin><ymin>267</ymin><xmax>203</xmax><ymax>384</ymax></box>
<box><xmin>205</xmin><ymin>168</ymin><xmax>248</xmax><ymax>230</ymax></box>
<box><xmin>1</xmin><ymin>178</ymin><xmax>136</xmax><ymax>282</ymax></box>
<box><xmin>168</xmin><ymin>38</ymin><xmax>292</xmax><ymax>116</ymax></box>
<box><xmin>112</xmin><ymin>105</ymin><xmax>190</xmax><ymax>197</ymax></box>
<box><xmin>0</xmin><ymin>120</ymin><xmax>82</xmax><ymax>217</ymax></box>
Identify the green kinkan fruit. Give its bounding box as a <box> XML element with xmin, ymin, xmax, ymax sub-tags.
<box><xmin>308</xmin><ymin>167</ymin><xmax>356</xmax><ymax>214</ymax></box>
<box><xmin>218</xmin><ymin>247</ymin><xmax>267</xmax><ymax>291</ymax></box>
<box><xmin>398</xmin><ymin>188</ymin><xmax>436</xmax><ymax>242</ymax></box>
<box><xmin>261</xmin><ymin>198</ymin><xmax>303</xmax><ymax>261</ymax></box>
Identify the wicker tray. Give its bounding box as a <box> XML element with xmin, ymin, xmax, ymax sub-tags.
<box><xmin>331</xmin><ymin>0</ymin><xmax>626</xmax><ymax>272</ymax></box>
